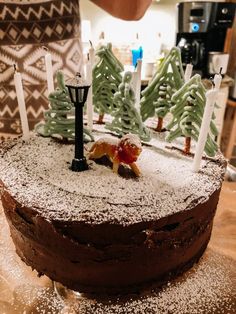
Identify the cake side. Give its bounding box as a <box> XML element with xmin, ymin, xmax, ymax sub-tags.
<box><xmin>0</xmin><ymin>37</ymin><xmax>227</xmax><ymax>296</ymax></box>
<box><xmin>2</xmin><ymin>184</ymin><xmax>221</xmax><ymax>293</ymax></box>
<box><xmin>0</xmin><ymin>133</ymin><xmax>226</xmax><ymax>293</ymax></box>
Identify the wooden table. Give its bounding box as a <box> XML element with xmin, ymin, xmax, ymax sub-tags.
<box><xmin>0</xmin><ymin>182</ymin><xmax>235</xmax><ymax>313</ymax></box>
<box><xmin>209</xmin><ymin>181</ymin><xmax>236</xmax><ymax>260</ymax></box>
<box><xmin>225</xmin><ymin>99</ymin><xmax>236</xmax><ymax>160</ymax></box>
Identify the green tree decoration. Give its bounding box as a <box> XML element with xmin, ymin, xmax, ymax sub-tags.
<box><xmin>140</xmin><ymin>47</ymin><xmax>184</xmax><ymax>132</ymax></box>
<box><xmin>93</xmin><ymin>43</ymin><xmax>124</xmax><ymax>124</ymax></box>
<box><xmin>106</xmin><ymin>72</ymin><xmax>151</xmax><ymax>142</ymax></box>
<box><xmin>36</xmin><ymin>71</ymin><xmax>94</xmax><ymax>142</ymax></box>
<box><xmin>166</xmin><ymin>74</ymin><xmax>218</xmax><ymax>156</ymax></box>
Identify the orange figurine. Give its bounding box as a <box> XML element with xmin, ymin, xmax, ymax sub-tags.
<box><xmin>89</xmin><ymin>134</ymin><xmax>142</xmax><ymax>176</ymax></box>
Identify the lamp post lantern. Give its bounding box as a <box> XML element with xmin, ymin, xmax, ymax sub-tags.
<box><xmin>65</xmin><ymin>73</ymin><xmax>90</xmax><ymax>172</ymax></box>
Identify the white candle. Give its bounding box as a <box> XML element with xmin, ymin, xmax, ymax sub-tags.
<box><xmin>213</xmin><ymin>73</ymin><xmax>222</xmax><ymax>90</ymax></box>
<box><xmin>184</xmin><ymin>64</ymin><xmax>193</xmax><ymax>83</ymax></box>
<box><xmin>45</xmin><ymin>52</ymin><xmax>54</xmax><ymax>96</ymax></box>
<box><xmin>86</xmin><ymin>47</ymin><xmax>95</xmax><ymax>130</ymax></box>
<box><xmin>134</xmin><ymin>59</ymin><xmax>142</xmax><ymax>110</ymax></box>
<box><xmin>192</xmin><ymin>89</ymin><xmax>218</xmax><ymax>172</ymax></box>
<box><xmin>14</xmin><ymin>68</ymin><xmax>30</xmax><ymax>141</ymax></box>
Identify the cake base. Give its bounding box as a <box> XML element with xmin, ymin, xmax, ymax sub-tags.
<box><xmin>0</xmin><ymin>134</ymin><xmax>226</xmax><ymax>294</ymax></box>
<box><xmin>53</xmin><ymin>281</ymin><xmax>82</xmax><ymax>301</ymax></box>
<box><xmin>2</xmin><ymin>187</ymin><xmax>219</xmax><ymax>294</ymax></box>
<box><xmin>0</xmin><ymin>183</ymin><xmax>235</xmax><ymax>314</ymax></box>
<box><xmin>52</xmin><ymin>238</ymin><xmax>210</xmax><ymax>299</ymax></box>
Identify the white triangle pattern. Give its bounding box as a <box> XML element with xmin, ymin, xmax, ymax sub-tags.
<box><xmin>0</xmin><ymin>1</ymin><xmax>78</xmax><ymax>21</ymax></box>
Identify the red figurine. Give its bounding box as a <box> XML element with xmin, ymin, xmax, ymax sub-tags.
<box><xmin>89</xmin><ymin>134</ymin><xmax>142</xmax><ymax>176</ymax></box>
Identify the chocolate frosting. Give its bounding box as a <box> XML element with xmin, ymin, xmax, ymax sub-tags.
<box><xmin>0</xmin><ymin>133</ymin><xmax>226</xmax><ymax>293</ymax></box>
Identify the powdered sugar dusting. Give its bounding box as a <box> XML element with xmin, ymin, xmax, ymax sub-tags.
<box><xmin>122</xmin><ymin>133</ymin><xmax>142</xmax><ymax>150</ymax></box>
<box><xmin>92</xmin><ymin>137</ymin><xmax>119</xmax><ymax>147</ymax></box>
<box><xmin>0</xmin><ymin>132</ymin><xmax>225</xmax><ymax>224</ymax></box>
<box><xmin>70</xmin><ymin>251</ymin><xmax>235</xmax><ymax>314</ymax></box>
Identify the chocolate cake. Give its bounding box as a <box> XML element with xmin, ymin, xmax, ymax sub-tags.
<box><xmin>0</xmin><ymin>132</ymin><xmax>226</xmax><ymax>294</ymax></box>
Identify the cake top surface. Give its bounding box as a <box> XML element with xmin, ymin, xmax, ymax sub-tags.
<box><xmin>0</xmin><ymin>130</ymin><xmax>226</xmax><ymax>225</ymax></box>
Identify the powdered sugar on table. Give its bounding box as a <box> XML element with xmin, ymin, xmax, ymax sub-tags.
<box><xmin>0</xmin><ymin>131</ymin><xmax>225</xmax><ymax>224</ymax></box>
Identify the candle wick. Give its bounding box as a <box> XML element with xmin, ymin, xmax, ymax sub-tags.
<box><xmin>42</xmin><ymin>46</ymin><xmax>48</xmax><ymax>52</ymax></box>
<box><xmin>13</xmin><ymin>64</ymin><xmax>17</xmax><ymax>73</ymax></box>
<box><xmin>89</xmin><ymin>40</ymin><xmax>93</xmax><ymax>48</ymax></box>
<box><xmin>219</xmin><ymin>67</ymin><xmax>223</xmax><ymax>75</ymax></box>
<box><xmin>75</xmin><ymin>72</ymin><xmax>82</xmax><ymax>83</ymax></box>
<box><xmin>209</xmin><ymin>76</ymin><xmax>215</xmax><ymax>89</ymax></box>
<box><xmin>87</xmin><ymin>53</ymin><xmax>90</xmax><ymax>61</ymax></box>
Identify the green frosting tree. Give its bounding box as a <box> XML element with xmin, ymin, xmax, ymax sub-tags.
<box><xmin>140</xmin><ymin>47</ymin><xmax>184</xmax><ymax>131</ymax></box>
<box><xmin>106</xmin><ymin>72</ymin><xmax>150</xmax><ymax>142</ymax></box>
<box><xmin>93</xmin><ymin>43</ymin><xmax>124</xmax><ymax>124</ymax></box>
<box><xmin>36</xmin><ymin>71</ymin><xmax>94</xmax><ymax>142</ymax></box>
<box><xmin>166</xmin><ymin>74</ymin><xmax>218</xmax><ymax>156</ymax></box>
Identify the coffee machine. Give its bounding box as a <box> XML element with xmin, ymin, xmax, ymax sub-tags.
<box><xmin>176</xmin><ymin>2</ymin><xmax>235</xmax><ymax>77</ymax></box>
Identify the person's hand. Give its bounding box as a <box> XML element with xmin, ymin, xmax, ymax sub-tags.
<box><xmin>90</xmin><ymin>0</ymin><xmax>152</xmax><ymax>20</ymax></box>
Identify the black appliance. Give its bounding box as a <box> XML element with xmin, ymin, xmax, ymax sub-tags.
<box><xmin>176</xmin><ymin>1</ymin><xmax>235</xmax><ymax>77</ymax></box>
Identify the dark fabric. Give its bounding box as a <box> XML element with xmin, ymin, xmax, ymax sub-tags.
<box><xmin>0</xmin><ymin>0</ymin><xmax>83</xmax><ymax>140</ymax></box>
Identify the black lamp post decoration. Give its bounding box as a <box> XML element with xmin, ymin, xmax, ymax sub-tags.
<box><xmin>66</xmin><ymin>73</ymin><xmax>90</xmax><ymax>172</ymax></box>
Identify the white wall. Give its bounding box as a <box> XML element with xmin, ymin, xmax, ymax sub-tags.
<box><xmin>80</xmin><ymin>1</ymin><xmax>177</xmax><ymax>51</ymax></box>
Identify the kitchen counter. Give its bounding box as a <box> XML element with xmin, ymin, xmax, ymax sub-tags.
<box><xmin>202</xmin><ymin>75</ymin><xmax>234</xmax><ymax>89</ymax></box>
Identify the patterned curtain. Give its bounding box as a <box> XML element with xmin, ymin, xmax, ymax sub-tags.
<box><xmin>0</xmin><ymin>0</ymin><xmax>83</xmax><ymax>140</ymax></box>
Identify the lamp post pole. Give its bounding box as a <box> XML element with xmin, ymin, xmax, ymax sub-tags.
<box><xmin>66</xmin><ymin>73</ymin><xmax>90</xmax><ymax>172</ymax></box>
<box><xmin>72</xmin><ymin>104</ymin><xmax>88</xmax><ymax>171</ymax></box>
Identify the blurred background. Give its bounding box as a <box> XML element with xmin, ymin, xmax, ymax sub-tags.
<box><xmin>80</xmin><ymin>0</ymin><xmax>236</xmax><ymax>169</ymax></box>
